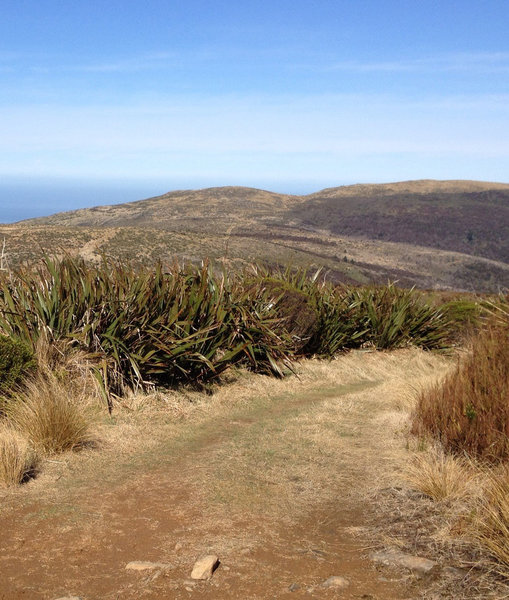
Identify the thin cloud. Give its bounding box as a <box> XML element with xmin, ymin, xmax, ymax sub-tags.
<box><xmin>60</xmin><ymin>52</ymin><xmax>178</xmax><ymax>73</ymax></box>
<box><xmin>0</xmin><ymin>51</ymin><xmax>179</xmax><ymax>75</ymax></box>
<box><xmin>327</xmin><ymin>52</ymin><xmax>509</xmax><ymax>74</ymax></box>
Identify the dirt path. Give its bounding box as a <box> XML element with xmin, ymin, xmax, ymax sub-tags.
<box><xmin>0</xmin><ymin>350</ymin><xmax>452</xmax><ymax>599</ymax></box>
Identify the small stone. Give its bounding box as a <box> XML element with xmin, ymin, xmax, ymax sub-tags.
<box><xmin>371</xmin><ymin>550</ymin><xmax>437</xmax><ymax>576</ymax></box>
<box><xmin>288</xmin><ymin>582</ymin><xmax>301</xmax><ymax>592</ymax></box>
<box><xmin>174</xmin><ymin>542</ymin><xmax>183</xmax><ymax>552</ymax></box>
<box><xmin>191</xmin><ymin>554</ymin><xmax>219</xmax><ymax>580</ymax></box>
<box><xmin>125</xmin><ymin>561</ymin><xmax>171</xmax><ymax>571</ymax></box>
<box><xmin>321</xmin><ymin>576</ymin><xmax>350</xmax><ymax>589</ymax></box>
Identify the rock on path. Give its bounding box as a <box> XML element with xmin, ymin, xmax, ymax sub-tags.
<box><xmin>321</xmin><ymin>575</ymin><xmax>350</xmax><ymax>589</ymax></box>
<box><xmin>371</xmin><ymin>549</ymin><xmax>437</xmax><ymax>577</ymax></box>
<box><xmin>191</xmin><ymin>554</ymin><xmax>220</xmax><ymax>580</ymax></box>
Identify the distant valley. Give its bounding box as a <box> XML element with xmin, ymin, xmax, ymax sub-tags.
<box><xmin>1</xmin><ymin>179</ymin><xmax>509</xmax><ymax>292</ymax></box>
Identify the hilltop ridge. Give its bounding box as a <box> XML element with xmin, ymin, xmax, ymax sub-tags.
<box><xmin>2</xmin><ymin>179</ymin><xmax>509</xmax><ymax>292</ymax></box>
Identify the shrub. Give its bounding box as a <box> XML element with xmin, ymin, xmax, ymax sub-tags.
<box><xmin>304</xmin><ymin>285</ymin><xmax>367</xmax><ymax>356</ymax></box>
<box><xmin>0</xmin><ymin>257</ymin><xmax>454</xmax><ymax>403</ymax></box>
<box><xmin>0</xmin><ymin>427</ymin><xmax>38</xmax><ymax>487</ymax></box>
<box><xmin>347</xmin><ymin>284</ymin><xmax>453</xmax><ymax>350</ymax></box>
<box><xmin>441</xmin><ymin>299</ymin><xmax>483</xmax><ymax>330</ymax></box>
<box><xmin>0</xmin><ymin>258</ymin><xmax>295</xmax><ymax>397</ymax></box>
<box><xmin>6</xmin><ymin>372</ymin><xmax>92</xmax><ymax>454</ymax></box>
<box><xmin>246</xmin><ymin>275</ymin><xmax>319</xmax><ymax>353</ymax></box>
<box><xmin>0</xmin><ymin>335</ymin><xmax>36</xmax><ymax>396</ymax></box>
<box><xmin>412</xmin><ymin>324</ymin><xmax>509</xmax><ymax>462</ymax></box>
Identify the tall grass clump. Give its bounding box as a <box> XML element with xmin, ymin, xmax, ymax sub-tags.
<box><xmin>6</xmin><ymin>372</ymin><xmax>92</xmax><ymax>454</ymax></box>
<box><xmin>243</xmin><ymin>267</ymin><xmax>368</xmax><ymax>357</ymax></box>
<box><xmin>304</xmin><ymin>284</ymin><xmax>368</xmax><ymax>356</ymax></box>
<box><xmin>412</xmin><ymin>323</ymin><xmax>509</xmax><ymax>462</ymax></box>
<box><xmin>471</xmin><ymin>466</ymin><xmax>509</xmax><ymax>577</ymax></box>
<box><xmin>243</xmin><ymin>269</ymin><xmax>453</xmax><ymax>356</ymax></box>
<box><xmin>405</xmin><ymin>447</ymin><xmax>477</xmax><ymax>502</ymax></box>
<box><xmin>0</xmin><ymin>427</ymin><xmax>38</xmax><ymax>487</ymax></box>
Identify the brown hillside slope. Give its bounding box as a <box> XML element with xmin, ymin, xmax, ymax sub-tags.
<box><xmin>295</xmin><ymin>180</ymin><xmax>509</xmax><ymax>263</ymax></box>
<box><xmin>3</xmin><ymin>180</ymin><xmax>509</xmax><ymax>292</ymax></box>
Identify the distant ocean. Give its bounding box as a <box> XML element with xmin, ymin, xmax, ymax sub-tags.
<box><xmin>0</xmin><ymin>178</ymin><xmax>175</xmax><ymax>224</ymax></box>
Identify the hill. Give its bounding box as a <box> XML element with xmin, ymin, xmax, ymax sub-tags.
<box><xmin>2</xmin><ymin>179</ymin><xmax>509</xmax><ymax>292</ymax></box>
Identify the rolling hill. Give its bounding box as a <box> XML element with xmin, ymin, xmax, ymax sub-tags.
<box><xmin>1</xmin><ymin>179</ymin><xmax>509</xmax><ymax>292</ymax></box>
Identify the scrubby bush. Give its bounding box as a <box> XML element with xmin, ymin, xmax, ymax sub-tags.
<box><xmin>441</xmin><ymin>299</ymin><xmax>483</xmax><ymax>329</ymax></box>
<box><xmin>245</xmin><ymin>274</ymin><xmax>319</xmax><ymax>353</ymax></box>
<box><xmin>412</xmin><ymin>323</ymin><xmax>509</xmax><ymax>462</ymax></box>
<box><xmin>304</xmin><ymin>285</ymin><xmax>367</xmax><ymax>356</ymax></box>
<box><xmin>0</xmin><ymin>257</ymin><xmax>455</xmax><ymax>407</ymax></box>
<box><xmin>0</xmin><ymin>259</ymin><xmax>296</xmax><ymax>399</ymax></box>
<box><xmin>347</xmin><ymin>284</ymin><xmax>453</xmax><ymax>350</ymax></box>
<box><xmin>0</xmin><ymin>335</ymin><xmax>36</xmax><ymax>396</ymax></box>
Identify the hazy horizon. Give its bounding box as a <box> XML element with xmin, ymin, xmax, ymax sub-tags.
<box><xmin>0</xmin><ymin>176</ymin><xmax>352</xmax><ymax>223</ymax></box>
<box><xmin>3</xmin><ymin>173</ymin><xmax>509</xmax><ymax>224</ymax></box>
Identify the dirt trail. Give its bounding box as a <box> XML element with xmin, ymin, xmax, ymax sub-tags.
<box><xmin>0</xmin><ymin>350</ymin><xmax>452</xmax><ymax>599</ymax></box>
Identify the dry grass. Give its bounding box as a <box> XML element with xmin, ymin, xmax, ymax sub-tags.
<box><xmin>470</xmin><ymin>466</ymin><xmax>509</xmax><ymax>578</ymax></box>
<box><xmin>34</xmin><ymin>332</ymin><xmax>104</xmax><ymax>404</ymax></box>
<box><xmin>405</xmin><ymin>446</ymin><xmax>478</xmax><ymax>503</ymax></box>
<box><xmin>0</xmin><ymin>426</ymin><xmax>38</xmax><ymax>487</ymax></box>
<box><xmin>6</xmin><ymin>372</ymin><xmax>94</xmax><ymax>454</ymax></box>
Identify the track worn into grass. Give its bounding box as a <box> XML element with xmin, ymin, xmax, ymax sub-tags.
<box><xmin>0</xmin><ymin>350</ymin><xmax>452</xmax><ymax>599</ymax></box>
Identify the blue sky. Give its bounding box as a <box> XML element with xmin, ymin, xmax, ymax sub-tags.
<box><xmin>1</xmin><ymin>1</ymin><xmax>509</xmax><ymax>220</ymax></box>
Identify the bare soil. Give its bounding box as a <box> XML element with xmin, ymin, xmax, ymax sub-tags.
<box><xmin>0</xmin><ymin>350</ymin><xmax>467</xmax><ymax>599</ymax></box>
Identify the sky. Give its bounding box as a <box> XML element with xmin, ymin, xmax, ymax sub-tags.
<box><xmin>1</xmin><ymin>0</ymin><xmax>509</xmax><ymax>221</ymax></box>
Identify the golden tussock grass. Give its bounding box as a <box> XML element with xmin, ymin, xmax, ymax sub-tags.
<box><xmin>405</xmin><ymin>446</ymin><xmax>479</xmax><ymax>503</ymax></box>
<box><xmin>0</xmin><ymin>427</ymin><xmax>38</xmax><ymax>487</ymax></box>
<box><xmin>470</xmin><ymin>466</ymin><xmax>509</xmax><ymax>578</ymax></box>
<box><xmin>6</xmin><ymin>371</ymin><xmax>94</xmax><ymax>455</ymax></box>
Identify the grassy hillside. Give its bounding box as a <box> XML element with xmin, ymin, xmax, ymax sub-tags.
<box><xmin>2</xmin><ymin>180</ymin><xmax>509</xmax><ymax>292</ymax></box>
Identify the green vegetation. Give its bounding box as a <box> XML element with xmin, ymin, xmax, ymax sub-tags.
<box><xmin>0</xmin><ymin>335</ymin><xmax>36</xmax><ymax>396</ymax></box>
<box><xmin>0</xmin><ymin>257</ymin><xmax>454</xmax><ymax>409</ymax></box>
<box><xmin>343</xmin><ymin>284</ymin><xmax>452</xmax><ymax>350</ymax></box>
